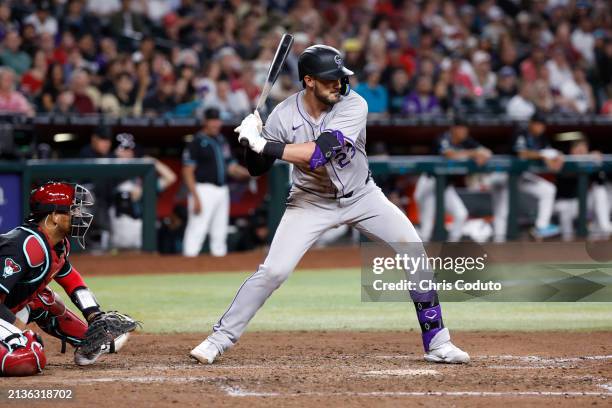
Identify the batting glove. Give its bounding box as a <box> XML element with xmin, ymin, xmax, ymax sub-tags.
<box><xmin>234</xmin><ymin>112</ymin><xmax>266</xmax><ymax>154</ymax></box>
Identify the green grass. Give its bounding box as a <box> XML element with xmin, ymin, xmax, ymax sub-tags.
<box><xmin>51</xmin><ymin>269</ymin><xmax>612</xmax><ymax>333</ymax></box>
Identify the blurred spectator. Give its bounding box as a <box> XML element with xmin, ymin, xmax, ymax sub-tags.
<box><xmin>495</xmin><ymin>66</ymin><xmax>517</xmax><ymax>114</ymax></box>
<box><xmin>235</xmin><ymin>12</ymin><xmax>262</xmax><ymax>61</ymax></box>
<box><xmin>21</xmin><ymin>24</ymin><xmax>42</xmax><ymax>55</ymax></box>
<box><xmin>464</xmin><ymin>50</ymin><xmax>497</xmax><ymax>113</ymax></box>
<box><xmin>506</xmin><ymin>81</ymin><xmax>535</xmax><ymax>120</ymax></box>
<box><xmin>53</xmin><ymin>90</ymin><xmax>76</xmax><ymax>114</ymax></box>
<box><xmin>202</xmin><ymin>79</ymin><xmax>250</xmax><ymax>121</ymax></box>
<box><xmin>100</xmin><ymin>71</ymin><xmax>138</xmax><ymax>116</ymax></box>
<box><xmin>45</xmin><ymin>31</ymin><xmax>69</xmax><ymax>65</ymax></box>
<box><xmin>142</xmin><ymin>73</ymin><xmax>176</xmax><ymax>116</ymax></box>
<box><xmin>0</xmin><ymin>0</ymin><xmax>607</xmax><ymax>120</ymax></box>
<box><xmin>40</xmin><ymin>63</ymin><xmax>67</xmax><ymax>112</ymax></box>
<box><xmin>237</xmin><ymin>63</ymin><xmax>261</xmax><ymax>109</ymax></box>
<box><xmin>354</xmin><ymin>64</ymin><xmax>388</xmax><ymax>114</ymax></box>
<box><xmin>25</xmin><ymin>0</ymin><xmax>58</xmax><ymax>36</ymax></box>
<box><xmin>77</xmin><ymin>124</ymin><xmax>115</xmax><ymax>250</ymax></box>
<box><xmin>20</xmin><ymin>50</ymin><xmax>47</xmax><ymax>98</ymax></box>
<box><xmin>602</xmin><ymin>88</ymin><xmax>612</xmax><ymax>116</ymax></box>
<box><xmin>387</xmin><ymin>69</ymin><xmax>410</xmax><ymax>115</ymax></box>
<box><xmin>510</xmin><ymin>111</ymin><xmax>563</xmax><ymax>239</ymax></box>
<box><xmin>109</xmin><ymin>132</ymin><xmax>177</xmax><ymax>249</ymax></box>
<box><xmin>571</xmin><ymin>16</ymin><xmax>596</xmax><ymax>66</ymax></box>
<box><xmin>555</xmin><ymin>138</ymin><xmax>610</xmax><ymax>241</ymax></box>
<box><xmin>79</xmin><ymin>124</ymin><xmax>113</xmax><ymax>158</ymax></box>
<box><xmin>557</xmin><ymin>68</ymin><xmax>595</xmax><ymax>114</ymax></box>
<box><xmin>109</xmin><ymin>0</ymin><xmax>147</xmax><ymax>43</ymax></box>
<box><xmin>434</xmin><ymin>68</ymin><xmax>453</xmax><ymax>113</ymax></box>
<box><xmin>61</xmin><ymin>0</ymin><xmax>100</xmax><ymax>38</ymax></box>
<box><xmin>546</xmin><ymin>47</ymin><xmax>574</xmax><ymax>92</ymax></box>
<box><xmin>70</xmin><ymin>69</ymin><xmax>97</xmax><ymax>114</ymax></box>
<box><xmin>0</xmin><ymin>30</ymin><xmax>31</xmax><ymax>76</ymax></box>
<box><xmin>381</xmin><ymin>43</ymin><xmax>416</xmax><ymax>86</ymax></box>
<box><xmin>0</xmin><ymin>2</ymin><xmax>14</xmax><ymax>41</ymax></box>
<box><xmin>0</xmin><ymin>67</ymin><xmax>34</xmax><ymax>116</ymax></box>
<box><xmin>520</xmin><ymin>47</ymin><xmax>547</xmax><ymax>82</ymax></box>
<box><xmin>595</xmin><ymin>38</ymin><xmax>612</xmax><ymax>97</ymax></box>
<box><xmin>532</xmin><ymin>66</ymin><xmax>555</xmax><ymax>113</ymax></box>
<box><xmin>86</xmin><ymin>0</ymin><xmax>121</xmax><ymax>17</ymax></box>
<box><xmin>402</xmin><ymin>75</ymin><xmax>440</xmax><ymax>115</ymax></box>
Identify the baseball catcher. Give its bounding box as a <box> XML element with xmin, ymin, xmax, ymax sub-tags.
<box><xmin>0</xmin><ymin>182</ymin><xmax>138</xmax><ymax>376</ymax></box>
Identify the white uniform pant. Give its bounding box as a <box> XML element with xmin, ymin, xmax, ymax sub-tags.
<box><xmin>554</xmin><ymin>185</ymin><xmax>611</xmax><ymax>240</ymax></box>
<box><xmin>490</xmin><ymin>172</ymin><xmax>556</xmax><ymax>240</ymax></box>
<box><xmin>109</xmin><ymin>208</ymin><xmax>142</xmax><ymax>249</ymax></box>
<box><xmin>183</xmin><ymin>183</ymin><xmax>229</xmax><ymax>257</ymax></box>
<box><xmin>414</xmin><ymin>175</ymin><xmax>468</xmax><ymax>242</ymax></box>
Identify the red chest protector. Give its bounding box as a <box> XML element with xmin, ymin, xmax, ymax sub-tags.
<box><xmin>10</xmin><ymin>232</ymin><xmax>70</xmax><ymax>313</ymax></box>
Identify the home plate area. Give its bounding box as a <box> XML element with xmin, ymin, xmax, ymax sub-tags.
<box><xmin>1</xmin><ymin>331</ymin><xmax>610</xmax><ymax>407</ymax></box>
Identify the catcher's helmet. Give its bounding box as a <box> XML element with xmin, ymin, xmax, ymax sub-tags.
<box><xmin>29</xmin><ymin>182</ymin><xmax>94</xmax><ymax>249</ymax></box>
<box><xmin>298</xmin><ymin>45</ymin><xmax>354</xmax><ymax>95</ymax></box>
<box><xmin>30</xmin><ymin>182</ymin><xmax>75</xmax><ymax>215</ymax></box>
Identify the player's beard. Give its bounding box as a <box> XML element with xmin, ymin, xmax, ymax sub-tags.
<box><xmin>313</xmin><ymin>82</ymin><xmax>340</xmax><ymax>106</ymax></box>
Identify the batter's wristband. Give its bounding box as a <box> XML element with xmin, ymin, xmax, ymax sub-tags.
<box><xmin>262</xmin><ymin>142</ymin><xmax>286</xmax><ymax>159</ymax></box>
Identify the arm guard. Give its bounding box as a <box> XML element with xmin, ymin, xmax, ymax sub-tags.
<box><xmin>310</xmin><ymin>130</ymin><xmax>346</xmax><ymax>170</ymax></box>
<box><xmin>70</xmin><ymin>287</ymin><xmax>101</xmax><ymax>321</ymax></box>
<box><xmin>244</xmin><ymin>147</ymin><xmax>276</xmax><ymax>177</ymax></box>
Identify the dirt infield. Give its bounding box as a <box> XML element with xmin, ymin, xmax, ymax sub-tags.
<box><xmin>11</xmin><ymin>246</ymin><xmax>602</xmax><ymax>406</ymax></box>
<box><xmin>71</xmin><ymin>247</ymin><xmax>362</xmax><ymax>275</ymax></box>
<box><xmin>1</xmin><ymin>331</ymin><xmax>610</xmax><ymax>407</ymax></box>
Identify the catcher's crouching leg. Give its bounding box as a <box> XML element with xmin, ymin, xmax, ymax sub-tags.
<box><xmin>0</xmin><ymin>319</ymin><xmax>46</xmax><ymax>376</ymax></box>
<box><xmin>27</xmin><ymin>288</ymin><xmax>88</xmax><ymax>352</ymax></box>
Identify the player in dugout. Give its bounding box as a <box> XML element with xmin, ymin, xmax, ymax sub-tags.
<box><xmin>0</xmin><ymin>182</ymin><xmax>138</xmax><ymax>376</ymax></box>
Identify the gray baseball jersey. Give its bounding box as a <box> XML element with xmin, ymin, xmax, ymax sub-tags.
<box><xmin>263</xmin><ymin>90</ymin><xmax>369</xmax><ymax>197</ymax></box>
<box><xmin>205</xmin><ymin>88</ymin><xmax>448</xmax><ymax>356</ymax></box>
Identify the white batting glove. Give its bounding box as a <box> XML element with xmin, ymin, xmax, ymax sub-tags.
<box><xmin>234</xmin><ymin>112</ymin><xmax>266</xmax><ymax>153</ymax></box>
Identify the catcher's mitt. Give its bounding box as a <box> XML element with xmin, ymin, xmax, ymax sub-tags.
<box><xmin>80</xmin><ymin>311</ymin><xmax>140</xmax><ymax>355</ymax></box>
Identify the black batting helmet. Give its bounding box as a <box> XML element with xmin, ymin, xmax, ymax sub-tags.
<box><xmin>298</xmin><ymin>45</ymin><xmax>354</xmax><ymax>95</ymax></box>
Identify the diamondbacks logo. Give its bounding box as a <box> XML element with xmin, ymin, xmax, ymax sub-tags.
<box><xmin>3</xmin><ymin>258</ymin><xmax>21</xmax><ymax>278</ymax></box>
<box><xmin>334</xmin><ymin>54</ymin><xmax>343</xmax><ymax>68</ymax></box>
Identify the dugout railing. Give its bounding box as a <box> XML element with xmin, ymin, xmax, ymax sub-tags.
<box><xmin>2</xmin><ymin>157</ymin><xmax>611</xmax><ymax>251</ymax></box>
<box><xmin>269</xmin><ymin>156</ymin><xmax>612</xmax><ymax>241</ymax></box>
<box><xmin>0</xmin><ymin>159</ymin><xmax>158</xmax><ymax>251</ymax></box>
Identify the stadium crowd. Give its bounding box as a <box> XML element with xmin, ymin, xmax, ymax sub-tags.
<box><xmin>0</xmin><ymin>0</ymin><xmax>612</xmax><ymax>252</ymax></box>
<box><xmin>0</xmin><ymin>0</ymin><xmax>610</xmax><ymax>120</ymax></box>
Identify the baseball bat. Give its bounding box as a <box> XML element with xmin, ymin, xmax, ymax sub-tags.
<box><xmin>240</xmin><ymin>33</ymin><xmax>294</xmax><ymax>147</ymax></box>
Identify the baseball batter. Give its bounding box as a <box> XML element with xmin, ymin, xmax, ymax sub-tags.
<box><xmin>191</xmin><ymin>45</ymin><xmax>469</xmax><ymax>364</ymax></box>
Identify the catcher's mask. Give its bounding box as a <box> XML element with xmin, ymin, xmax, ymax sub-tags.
<box><xmin>29</xmin><ymin>182</ymin><xmax>94</xmax><ymax>249</ymax></box>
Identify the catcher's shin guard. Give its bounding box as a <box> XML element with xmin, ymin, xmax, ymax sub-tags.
<box><xmin>28</xmin><ymin>288</ymin><xmax>88</xmax><ymax>352</ymax></box>
<box><xmin>0</xmin><ymin>321</ymin><xmax>46</xmax><ymax>377</ymax></box>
